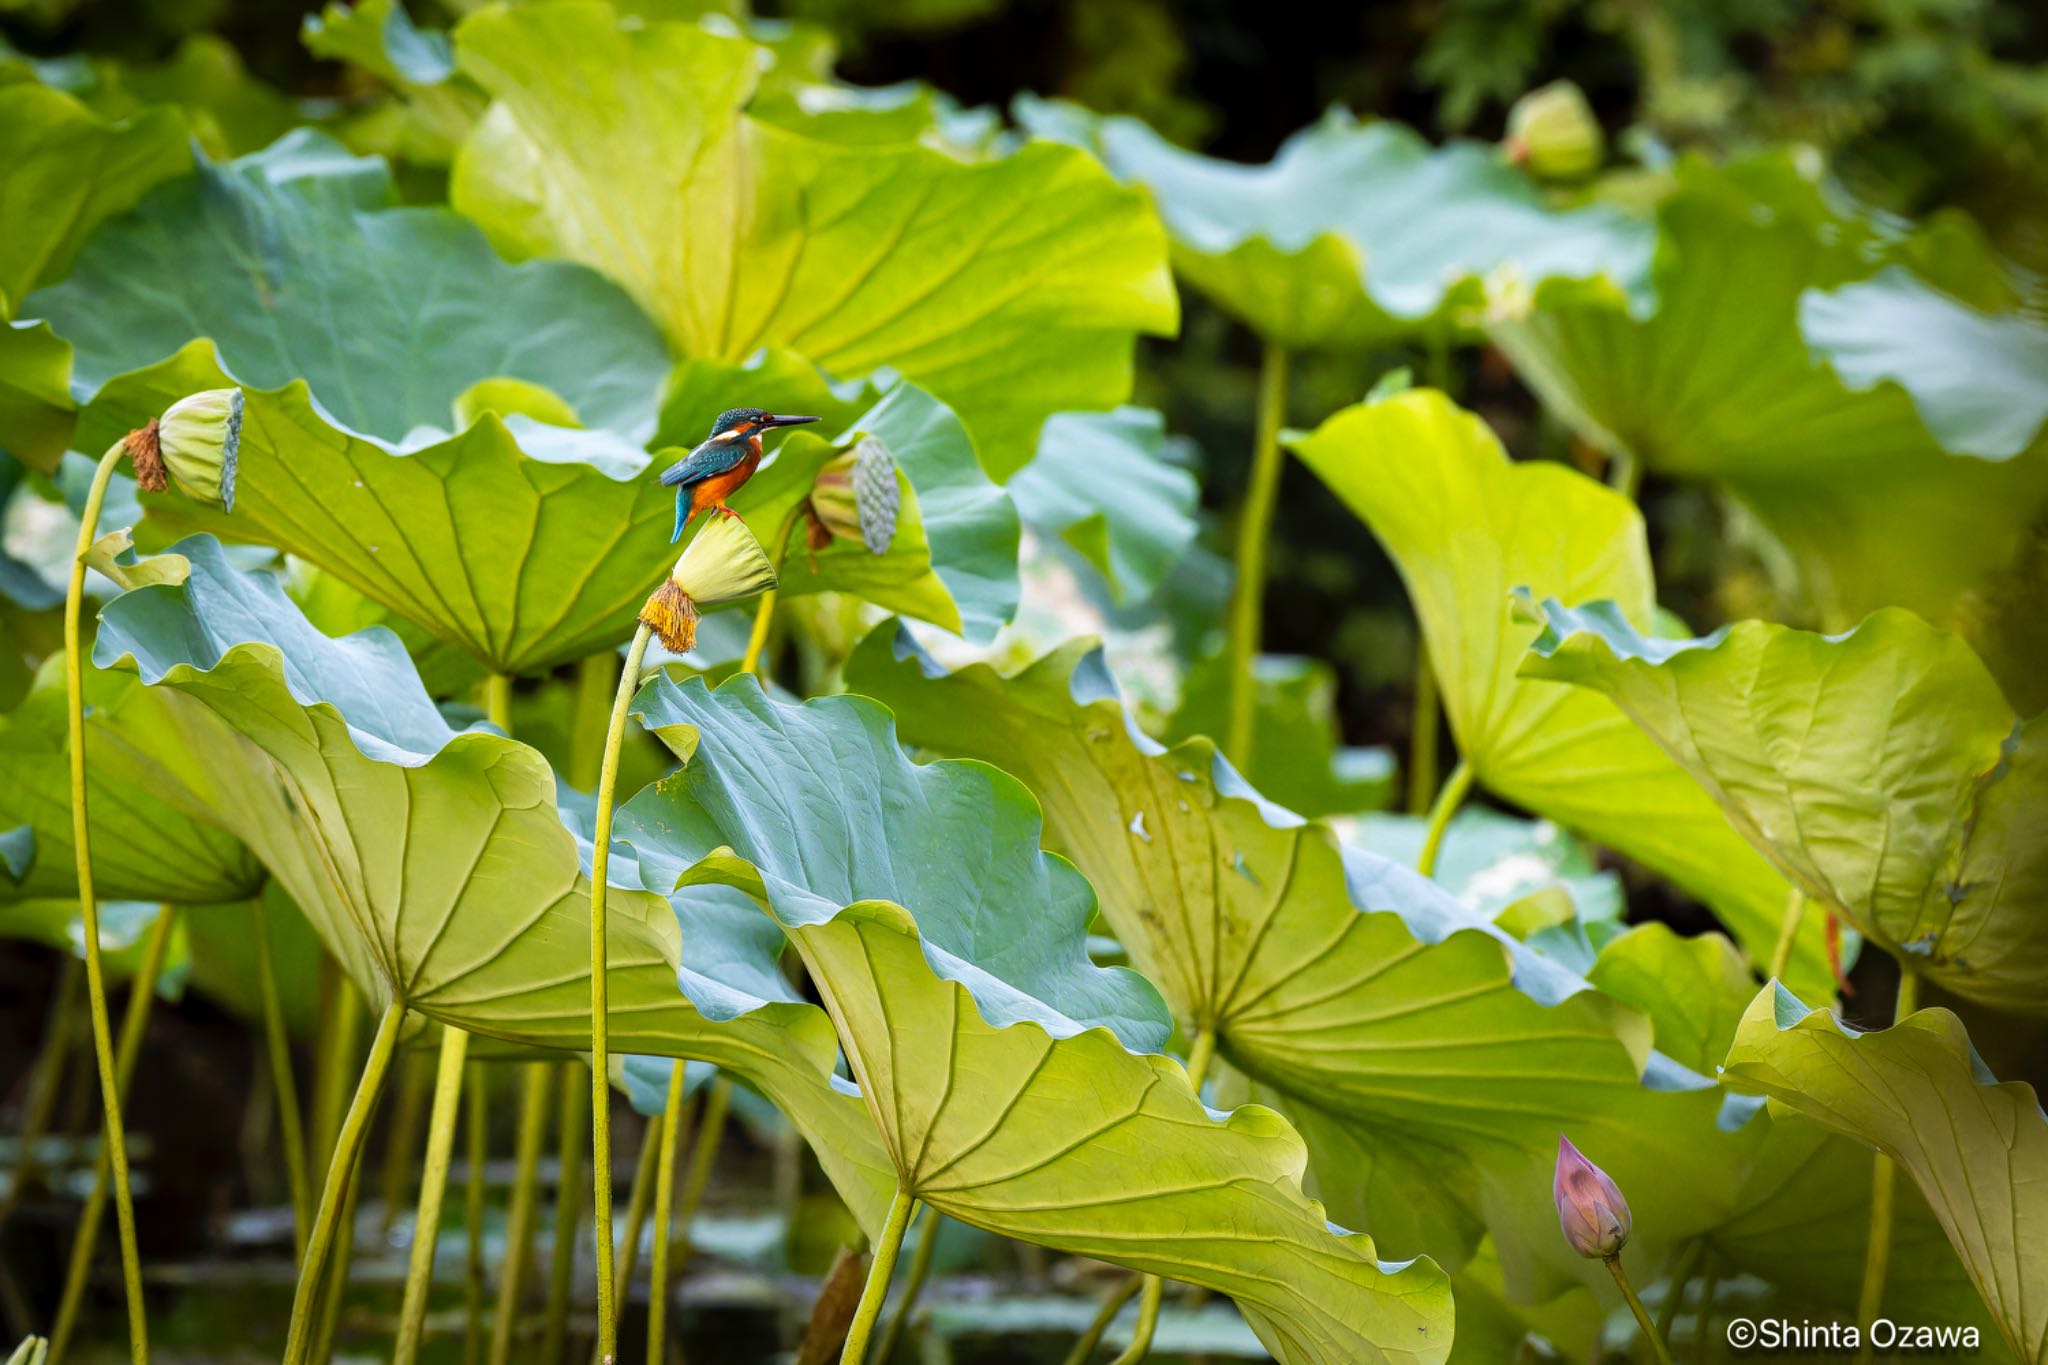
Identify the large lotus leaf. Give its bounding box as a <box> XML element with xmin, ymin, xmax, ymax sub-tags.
<box><xmin>1015</xmin><ymin>96</ymin><xmax>1650</xmax><ymax>351</ymax></box>
<box><xmin>0</xmin><ymin>83</ymin><xmax>190</xmax><ymax>316</ymax></box>
<box><xmin>1723</xmin><ymin>986</ymin><xmax>2048</xmax><ymax>1362</ymax></box>
<box><xmin>1520</xmin><ymin>601</ymin><xmax>2045</xmax><ymax>1013</ymax></box>
<box><xmin>1348</xmin><ymin>808</ymin><xmax>1623</xmax><ymax>928</ymax></box>
<box><xmin>89</xmin><ymin>534</ymin><xmax>895</xmax><ymax>1231</ymax></box>
<box><xmin>0</xmin><ymin>656</ymin><xmax>261</xmax><ymax>904</ymax></box>
<box><xmin>0</xmin><ymin>319</ymin><xmax>76</xmax><ymax>467</ymax></box>
<box><xmin>68</xmin><ymin>345</ymin><xmax>1011</xmax><ymax>673</ymax></box>
<box><xmin>1007</xmin><ymin>407</ymin><xmax>1201</xmax><ymax>607</ymax></box>
<box><xmin>1285</xmin><ymin>390</ymin><xmax>1825</xmax><ymax>996</ymax></box>
<box><xmin>24</xmin><ymin>128</ymin><xmax>670</xmax><ymax>445</ymax></box>
<box><xmin>846</xmin><ymin>626</ymin><xmax>1752</xmax><ymax>1304</ymax></box>
<box><xmin>1488</xmin><ymin>155</ymin><xmax>2048</xmax><ymax>628</ymax></box>
<box><xmin>449</xmin><ymin>2</ymin><xmax>1177</xmax><ymax>479</ymax></box>
<box><xmin>619</xmin><ymin>673</ymin><xmax>1455</xmax><ymax>1365</ymax></box>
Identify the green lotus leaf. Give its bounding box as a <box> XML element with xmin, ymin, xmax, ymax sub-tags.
<box><xmin>302</xmin><ymin>0</ymin><xmax>454</xmax><ymax>88</ymax></box>
<box><xmin>1015</xmin><ymin>96</ymin><xmax>1650</xmax><ymax>351</ymax></box>
<box><xmin>0</xmin><ymin>83</ymin><xmax>189</xmax><ymax>317</ymax></box>
<box><xmin>0</xmin><ymin>319</ymin><xmax>76</xmax><ymax>468</ymax></box>
<box><xmin>25</xmin><ymin>128</ymin><xmax>671</xmax><ymax>446</ymax></box>
<box><xmin>0</xmin><ymin>658</ymin><xmax>261</xmax><ymax>905</ymax></box>
<box><xmin>183</xmin><ymin>880</ymin><xmax>326</xmax><ymax>1039</ymax></box>
<box><xmin>1488</xmin><ymin>155</ymin><xmax>2048</xmax><ymax>628</ymax></box>
<box><xmin>847</xmin><ymin>626</ymin><xmax>1751</xmax><ymax>1304</ymax></box>
<box><xmin>1520</xmin><ymin>600</ymin><xmax>2044</xmax><ymax>1013</ymax></box>
<box><xmin>621</xmin><ymin>672</ymin><xmax>1456</xmax><ymax>1365</ymax></box>
<box><xmin>1582</xmin><ymin>924</ymin><xmax>1750</xmax><ymax>1077</ymax></box>
<box><xmin>449</xmin><ymin>2</ymin><xmax>1177</xmax><ymax>478</ymax></box>
<box><xmin>1163</xmin><ymin>649</ymin><xmax>1396</xmax><ymax>818</ymax></box>
<box><xmin>0</xmin><ymin>898</ymin><xmax>188</xmax><ymax>986</ymax></box>
<box><xmin>1349</xmin><ymin>807</ymin><xmax>1623</xmax><ymax>928</ymax></box>
<box><xmin>1007</xmin><ymin>407</ymin><xmax>1200</xmax><ymax>606</ymax></box>
<box><xmin>90</xmin><ymin>534</ymin><xmax>895</xmax><ymax>1232</ymax></box>
<box><xmin>1722</xmin><ymin>986</ymin><xmax>2047</xmax><ymax>1362</ymax></box>
<box><xmin>1285</xmin><ymin>389</ymin><xmax>1827</xmax><ymax>997</ymax></box>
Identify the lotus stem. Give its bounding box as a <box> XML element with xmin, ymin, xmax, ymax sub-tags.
<box><xmin>646</xmin><ymin>1064</ymin><xmax>687</xmax><ymax>1365</ymax></box>
<box><xmin>672</xmin><ymin>1075</ymin><xmax>731</xmax><ymax>1268</ymax></box>
<box><xmin>0</xmin><ymin>954</ymin><xmax>82</xmax><ymax>1236</ymax></box>
<box><xmin>490</xmin><ymin>1060</ymin><xmax>553</xmax><ymax>1365</ymax></box>
<box><xmin>312</xmin><ymin>1146</ymin><xmax>364</xmax><ymax>1365</ymax></box>
<box><xmin>588</xmin><ymin>623</ymin><xmax>654</xmax><ymax>1363</ymax></box>
<box><xmin>1767</xmin><ymin>885</ymin><xmax>1807</xmax><ymax>984</ymax></box>
<box><xmin>841</xmin><ymin>1187</ymin><xmax>915</xmax><ymax>1365</ymax></box>
<box><xmin>874</xmin><ymin>1205</ymin><xmax>940</xmax><ymax>1364</ymax></box>
<box><xmin>1692</xmin><ymin>1251</ymin><xmax>1720</xmax><ymax>1363</ymax></box>
<box><xmin>1605</xmin><ymin>1253</ymin><xmax>1674</xmax><ymax>1365</ymax></box>
<box><xmin>1654</xmin><ymin>1237</ymin><xmax>1705</xmax><ymax>1346</ymax></box>
<box><xmin>378</xmin><ymin>1049</ymin><xmax>434</xmax><ymax>1240</ymax></box>
<box><xmin>60</xmin><ymin>438</ymin><xmax>149</xmax><ymax>1365</ymax></box>
<box><xmin>1226</xmin><ymin>344</ymin><xmax>1290</xmax><ymax>770</ymax></box>
<box><xmin>1405</xmin><ymin>653</ymin><xmax>1440</xmax><ymax>815</ymax></box>
<box><xmin>614</xmin><ymin>1094</ymin><xmax>679</xmax><ymax>1307</ymax></box>
<box><xmin>541</xmin><ymin>1061</ymin><xmax>588</xmax><ymax>1365</ymax></box>
<box><xmin>253</xmin><ymin>897</ymin><xmax>313</xmax><ymax>1258</ymax></box>
<box><xmin>1105</xmin><ymin>1274</ymin><xmax>1165</xmax><ymax>1365</ymax></box>
<box><xmin>1062</xmin><ymin>1276</ymin><xmax>1143</xmax><ymax>1365</ymax></box>
<box><xmin>285</xmin><ymin>999</ymin><xmax>405</xmax><ymax>1365</ymax></box>
<box><xmin>570</xmin><ymin>652</ymin><xmax>616</xmax><ymax>791</ymax></box>
<box><xmin>1607</xmin><ymin>449</ymin><xmax>1643</xmax><ymax>500</ymax></box>
<box><xmin>1415</xmin><ymin>759</ymin><xmax>1473</xmax><ymax>879</ymax></box>
<box><xmin>48</xmin><ymin>903</ymin><xmax>175</xmax><ymax>1365</ymax></box>
<box><xmin>1854</xmin><ymin>966</ymin><xmax>1918</xmax><ymax>1365</ymax></box>
<box><xmin>741</xmin><ymin>504</ymin><xmax>805</xmax><ymax>678</ymax></box>
<box><xmin>309</xmin><ymin>970</ymin><xmax>365</xmax><ymax>1188</ymax></box>
<box><xmin>462</xmin><ymin>1063</ymin><xmax>489</xmax><ymax>1365</ymax></box>
<box><xmin>394</xmin><ymin>1028</ymin><xmax>471</xmax><ymax>1365</ymax></box>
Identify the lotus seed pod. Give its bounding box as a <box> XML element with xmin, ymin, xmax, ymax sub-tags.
<box><xmin>1553</xmin><ymin>1133</ymin><xmax>1631</xmax><ymax>1259</ymax></box>
<box><xmin>1505</xmin><ymin>81</ymin><xmax>1603</xmax><ymax>181</ymax></box>
<box><xmin>807</xmin><ymin>438</ymin><xmax>899</xmax><ymax>555</ymax></box>
<box><xmin>154</xmin><ymin>387</ymin><xmax>244</xmax><ymax>511</ymax></box>
<box><xmin>638</xmin><ymin>512</ymin><xmax>779</xmax><ymax>652</ymax></box>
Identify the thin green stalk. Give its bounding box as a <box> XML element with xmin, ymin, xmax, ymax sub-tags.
<box><xmin>483</xmin><ymin>672</ymin><xmax>514</xmax><ymax>735</ymax></box>
<box><xmin>671</xmin><ymin>1077</ymin><xmax>730</xmax><ymax>1268</ymax></box>
<box><xmin>1104</xmin><ymin>1276</ymin><xmax>1164</xmax><ymax>1365</ymax></box>
<box><xmin>541</xmin><ymin>1061</ymin><xmax>588</xmax><ymax>1365</ymax></box>
<box><xmin>1766</xmin><ymin>886</ymin><xmax>1807</xmax><ymax>984</ymax></box>
<box><xmin>253</xmin><ymin>897</ymin><xmax>313</xmax><ymax>1258</ymax></box>
<box><xmin>1404</xmin><ymin>654</ymin><xmax>1440</xmax><ymax>816</ymax></box>
<box><xmin>309</xmin><ymin>972</ymin><xmax>365</xmax><ymax>1187</ymax></box>
<box><xmin>588</xmin><ymin>624</ymin><xmax>654</xmax><ymax>1363</ymax></box>
<box><xmin>378</xmin><ymin>1049</ymin><xmax>434</xmax><ymax>1240</ymax></box>
<box><xmin>60</xmin><ymin>438</ymin><xmax>148</xmax><ymax>1365</ymax></box>
<box><xmin>462</xmin><ymin>1063</ymin><xmax>489</xmax><ymax>1365</ymax></box>
<box><xmin>393</xmin><ymin>1028</ymin><xmax>471</xmax><ymax>1365</ymax></box>
<box><xmin>1605</xmin><ymin>1254</ymin><xmax>1674</xmax><ymax>1365</ymax></box>
<box><xmin>570</xmin><ymin>653</ymin><xmax>617</xmax><ymax>791</ymax></box>
<box><xmin>285</xmin><ymin>1000</ymin><xmax>405</xmax><ymax>1365</ymax></box>
<box><xmin>1691</xmin><ymin>1252</ymin><xmax>1720</xmax><ymax>1364</ymax></box>
<box><xmin>312</xmin><ymin>1149</ymin><xmax>364</xmax><ymax>1365</ymax></box>
<box><xmin>1607</xmin><ymin>449</ymin><xmax>1643</xmax><ymax>500</ymax></box>
<box><xmin>841</xmin><ymin>1188</ymin><xmax>915</xmax><ymax>1365</ymax></box>
<box><xmin>614</xmin><ymin>1097</ymin><xmax>680</xmax><ymax>1311</ymax></box>
<box><xmin>1415</xmin><ymin>759</ymin><xmax>1473</xmax><ymax>879</ymax></box>
<box><xmin>0</xmin><ymin>954</ymin><xmax>82</xmax><ymax>1233</ymax></box>
<box><xmin>873</xmin><ymin>1205</ymin><xmax>939</xmax><ymax>1365</ymax></box>
<box><xmin>1855</xmin><ymin>968</ymin><xmax>1919</xmax><ymax>1365</ymax></box>
<box><xmin>1226</xmin><ymin>345</ymin><xmax>1290</xmax><ymax>769</ymax></box>
<box><xmin>490</xmin><ymin>1061</ymin><xmax>552</xmax><ymax>1365</ymax></box>
<box><xmin>1062</xmin><ymin>1277</ymin><xmax>1143</xmax><ymax>1365</ymax></box>
<box><xmin>1654</xmin><ymin>1238</ymin><xmax>1706</xmax><ymax>1346</ymax></box>
<box><xmin>740</xmin><ymin>505</ymin><xmax>805</xmax><ymax>678</ymax></box>
<box><xmin>48</xmin><ymin>904</ymin><xmax>175</xmax><ymax>1365</ymax></box>
<box><xmin>646</xmin><ymin>1064</ymin><xmax>688</xmax><ymax>1365</ymax></box>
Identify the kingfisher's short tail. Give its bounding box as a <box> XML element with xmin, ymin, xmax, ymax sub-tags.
<box><xmin>669</xmin><ymin>490</ymin><xmax>698</xmax><ymax>543</ymax></box>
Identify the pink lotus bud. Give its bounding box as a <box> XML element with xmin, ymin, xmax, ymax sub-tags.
<box><xmin>1554</xmin><ymin>1133</ymin><xmax>1631</xmax><ymax>1259</ymax></box>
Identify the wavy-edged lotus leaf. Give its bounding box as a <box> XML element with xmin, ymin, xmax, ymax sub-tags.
<box><xmin>1488</xmin><ymin>155</ymin><xmax>2048</xmax><ymax>628</ymax></box>
<box><xmin>302</xmin><ymin>0</ymin><xmax>454</xmax><ymax>87</ymax></box>
<box><xmin>1016</xmin><ymin>96</ymin><xmax>1650</xmax><ymax>351</ymax></box>
<box><xmin>68</xmin><ymin>345</ymin><xmax>1012</xmax><ymax>672</ymax></box>
<box><xmin>25</xmin><ymin>128</ymin><xmax>670</xmax><ymax>446</ymax></box>
<box><xmin>1520</xmin><ymin>601</ymin><xmax>2045</xmax><ymax>1013</ymax></box>
<box><xmin>1284</xmin><ymin>390</ymin><xmax>1826</xmax><ymax>997</ymax></box>
<box><xmin>1722</xmin><ymin>986</ymin><xmax>2047</xmax><ymax>1362</ymax></box>
<box><xmin>89</xmin><ymin>534</ymin><xmax>895</xmax><ymax>1232</ymax></box>
<box><xmin>620</xmin><ymin>671</ymin><xmax>1455</xmax><ymax>1365</ymax></box>
<box><xmin>846</xmin><ymin>626</ymin><xmax>1750</xmax><ymax>1303</ymax></box>
<box><xmin>0</xmin><ymin>319</ymin><xmax>76</xmax><ymax>468</ymax></box>
<box><xmin>0</xmin><ymin>657</ymin><xmax>261</xmax><ymax>904</ymax></box>
<box><xmin>0</xmin><ymin>83</ymin><xmax>190</xmax><ymax>317</ymax></box>
<box><xmin>1007</xmin><ymin>407</ymin><xmax>1200</xmax><ymax>607</ymax></box>
<box><xmin>1348</xmin><ymin>807</ymin><xmax>1622</xmax><ymax>928</ymax></box>
<box><xmin>449</xmin><ymin>2</ymin><xmax>1177</xmax><ymax>479</ymax></box>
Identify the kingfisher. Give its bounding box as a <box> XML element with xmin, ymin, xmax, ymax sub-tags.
<box><xmin>660</xmin><ymin>407</ymin><xmax>820</xmax><ymax>541</ymax></box>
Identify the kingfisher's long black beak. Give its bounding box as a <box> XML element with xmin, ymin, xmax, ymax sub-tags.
<box><xmin>760</xmin><ymin>413</ymin><xmax>820</xmax><ymax>430</ymax></box>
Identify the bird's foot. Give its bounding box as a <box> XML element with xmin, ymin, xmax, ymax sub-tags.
<box><xmin>715</xmin><ymin>504</ymin><xmax>743</xmax><ymax>522</ymax></box>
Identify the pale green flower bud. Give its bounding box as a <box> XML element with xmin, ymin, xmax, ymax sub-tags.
<box><xmin>805</xmin><ymin>437</ymin><xmax>899</xmax><ymax>555</ymax></box>
<box><xmin>141</xmin><ymin>387</ymin><xmax>244</xmax><ymax>511</ymax></box>
<box><xmin>638</xmin><ymin>511</ymin><xmax>779</xmax><ymax>653</ymax></box>
<box><xmin>1506</xmin><ymin>81</ymin><xmax>1603</xmax><ymax>181</ymax></box>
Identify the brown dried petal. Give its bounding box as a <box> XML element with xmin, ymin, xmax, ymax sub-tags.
<box><xmin>125</xmin><ymin>421</ymin><xmax>168</xmax><ymax>494</ymax></box>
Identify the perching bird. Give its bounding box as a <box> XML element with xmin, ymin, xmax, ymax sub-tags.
<box><xmin>660</xmin><ymin>408</ymin><xmax>820</xmax><ymax>541</ymax></box>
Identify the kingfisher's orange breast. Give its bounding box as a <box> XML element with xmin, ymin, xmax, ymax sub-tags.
<box><xmin>687</xmin><ymin>445</ymin><xmax>763</xmax><ymax>512</ymax></box>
